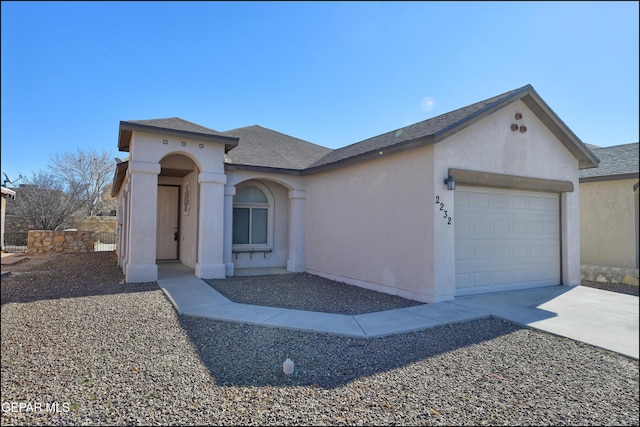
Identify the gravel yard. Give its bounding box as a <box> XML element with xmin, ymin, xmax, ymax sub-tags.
<box><xmin>1</xmin><ymin>252</ymin><xmax>638</xmax><ymax>426</ymax></box>
<box><xmin>205</xmin><ymin>273</ymin><xmax>425</xmax><ymax>315</ymax></box>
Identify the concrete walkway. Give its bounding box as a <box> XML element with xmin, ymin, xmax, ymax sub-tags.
<box><xmin>157</xmin><ymin>263</ymin><xmax>639</xmax><ymax>359</ymax></box>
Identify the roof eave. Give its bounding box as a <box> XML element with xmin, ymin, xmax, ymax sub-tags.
<box><xmin>224</xmin><ymin>163</ymin><xmax>304</xmax><ymax>176</ymax></box>
<box><xmin>579</xmin><ymin>172</ymin><xmax>639</xmax><ymax>183</ymax></box>
<box><xmin>111</xmin><ymin>161</ymin><xmax>129</xmax><ymax>197</ymax></box>
<box><xmin>519</xmin><ymin>89</ymin><xmax>599</xmax><ymax>169</ymax></box>
<box><xmin>304</xmin><ymin>135</ymin><xmax>436</xmax><ymax>175</ymax></box>
<box><xmin>118</xmin><ymin>121</ymin><xmax>240</xmax><ymax>153</ymax></box>
<box><xmin>1</xmin><ymin>186</ymin><xmax>16</xmax><ymax>198</ymax></box>
<box><xmin>433</xmin><ymin>85</ymin><xmax>533</xmax><ymax>143</ymax></box>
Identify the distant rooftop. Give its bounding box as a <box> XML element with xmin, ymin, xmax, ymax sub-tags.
<box><xmin>579</xmin><ymin>142</ymin><xmax>639</xmax><ymax>180</ymax></box>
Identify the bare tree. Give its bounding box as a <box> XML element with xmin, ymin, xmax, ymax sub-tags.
<box><xmin>12</xmin><ymin>171</ymin><xmax>86</xmax><ymax>230</ymax></box>
<box><xmin>48</xmin><ymin>148</ymin><xmax>114</xmax><ymax>216</ymax></box>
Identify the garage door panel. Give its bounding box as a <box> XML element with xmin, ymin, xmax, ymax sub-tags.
<box><xmin>472</xmin><ymin>192</ymin><xmax>491</xmax><ymax>207</ymax></box>
<box><xmin>493</xmin><ymin>270</ymin><xmax>511</xmax><ymax>285</ymax></box>
<box><xmin>494</xmin><ymin>219</ymin><xmax>510</xmax><ymax>234</ymax></box>
<box><xmin>455</xmin><ymin>186</ymin><xmax>560</xmax><ymax>296</ymax></box>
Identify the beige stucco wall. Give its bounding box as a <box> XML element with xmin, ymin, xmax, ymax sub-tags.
<box><xmin>580</xmin><ymin>178</ymin><xmax>639</xmax><ymax>268</ymax></box>
<box><xmin>305</xmin><ymin>145</ymin><xmax>437</xmax><ymax>302</ymax></box>
<box><xmin>304</xmin><ymin>99</ymin><xmax>582</xmax><ymax>303</ymax></box>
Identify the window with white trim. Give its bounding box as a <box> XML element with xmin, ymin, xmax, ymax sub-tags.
<box><xmin>232</xmin><ymin>185</ymin><xmax>271</xmax><ymax>249</ymax></box>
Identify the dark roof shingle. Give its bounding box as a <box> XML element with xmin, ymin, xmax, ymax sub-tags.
<box><xmin>307</xmin><ymin>86</ymin><xmax>529</xmax><ymax>170</ymax></box>
<box><xmin>123</xmin><ymin>117</ymin><xmax>223</xmax><ymax>135</ymax></box>
<box><xmin>579</xmin><ymin>143</ymin><xmax>639</xmax><ymax>179</ymax></box>
<box><xmin>222</xmin><ymin>125</ymin><xmax>332</xmax><ymax>170</ymax></box>
<box><xmin>118</xmin><ymin>117</ymin><xmax>239</xmax><ymax>152</ymax></box>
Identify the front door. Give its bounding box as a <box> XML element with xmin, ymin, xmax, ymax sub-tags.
<box><xmin>157</xmin><ymin>186</ymin><xmax>179</xmax><ymax>260</ymax></box>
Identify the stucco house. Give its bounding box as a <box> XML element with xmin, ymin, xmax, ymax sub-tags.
<box><xmin>579</xmin><ymin>142</ymin><xmax>639</xmax><ymax>269</ymax></box>
<box><xmin>111</xmin><ymin>84</ymin><xmax>599</xmax><ymax>303</ymax></box>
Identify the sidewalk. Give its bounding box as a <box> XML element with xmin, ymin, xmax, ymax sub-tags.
<box><xmin>157</xmin><ymin>263</ymin><xmax>639</xmax><ymax>359</ymax></box>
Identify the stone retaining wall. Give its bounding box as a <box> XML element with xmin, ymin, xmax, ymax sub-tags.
<box><xmin>74</xmin><ymin>216</ymin><xmax>116</xmax><ymax>234</ymax></box>
<box><xmin>4</xmin><ymin>216</ymin><xmax>36</xmax><ymax>234</ymax></box>
<box><xmin>27</xmin><ymin>230</ymin><xmax>95</xmax><ymax>254</ymax></box>
<box><xmin>581</xmin><ymin>264</ymin><xmax>639</xmax><ymax>286</ymax></box>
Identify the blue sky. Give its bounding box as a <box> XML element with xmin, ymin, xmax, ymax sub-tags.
<box><xmin>1</xmin><ymin>1</ymin><xmax>638</xmax><ymax>183</ymax></box>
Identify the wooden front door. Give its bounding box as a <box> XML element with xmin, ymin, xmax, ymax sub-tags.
<box><xmin>157</xmin><ymin>186</ymin><xmax>179</xmax><ymax>260</ymax></box>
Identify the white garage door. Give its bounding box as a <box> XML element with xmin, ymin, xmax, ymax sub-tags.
<box><xmin>455</xmin><ymin>186</ymin><xmax>560</xmax><ymax>296</ymax></box>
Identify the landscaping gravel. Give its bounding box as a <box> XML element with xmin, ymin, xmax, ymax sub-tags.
<box><xmin>205</xmin><ymin>273</ymin><xmax>425</xmax><ymax>315</ymax></box>
<box><xmin>1</xmin><ymin>253</ymin><xmax>638</xmax><ymax>426</ymax></box>
<box><xmin>581</xmin><ymin>280</ymin><xmax>640</xmax><ymax>297</ymax></box>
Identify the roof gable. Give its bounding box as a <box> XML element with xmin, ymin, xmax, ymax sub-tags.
<box><xmin>306</xmin><ymin>85</ymin><xmax>599</xmax><ymax>173</ymax></box>
<box><xmin>118</xmin><ymin>117</ymin><xmax>239</xmax><ymax>152</ymax></box>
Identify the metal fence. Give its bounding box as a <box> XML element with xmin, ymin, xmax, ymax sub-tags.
<box><xmin>93</xmin><ymin>232</ymin><xmax>116</xmax><ymax>252</ymax></box>
<box><xmin>3</xmin><ymin>232</ymin><xmax>27</xmax><ymax>253</ymax></box>
<box><xmin>2</xmin><ymin>231</ymin><xmax>116</xmax><ymax>253</ymax></box>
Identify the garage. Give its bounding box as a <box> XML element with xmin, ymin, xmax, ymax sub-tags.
<box><xmin>455</xmin><ymin>186</ymin><xmax>561</xmax><ymax>296</ymax></box>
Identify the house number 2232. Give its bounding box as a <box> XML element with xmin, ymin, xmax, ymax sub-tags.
<box><xmin>435</xmin><ymin>195</ymin><xmax>452</xmax><ymax>225</ymax></box>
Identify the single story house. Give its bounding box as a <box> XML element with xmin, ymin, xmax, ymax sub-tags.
<box><xmin>111</xmin><ymin>84</ymin><xmax>599</xmax><ymax>303</ymax></box>
<box><xmin>579</xmin><ymin>142</ymin><xmax>639</xmax><ymax>269</ymax></box>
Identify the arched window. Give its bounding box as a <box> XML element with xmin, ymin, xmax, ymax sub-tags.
<box><xmin>233</xmin><ymin>185</ymin><xmax>271</xmax><ymax>248</ymax></box>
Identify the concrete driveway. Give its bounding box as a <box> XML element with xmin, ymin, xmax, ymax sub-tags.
<box><xmin>449</xmin><ymin>285</ymin><xmax>639</xmax><ymax>359</ymax></box>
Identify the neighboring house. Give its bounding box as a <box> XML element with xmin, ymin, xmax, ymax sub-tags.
<box><xmin>111</xmin><ymin>84</ymin><xmax>599</xmax><ymax>303</ymax></box>
<box><xmin>579</xmin><ymin>142</ymin><xmax>639</xmax><ymax>269</ymax></box>
<box><xmin>1</xmin><ymin>186</ymin><xmax>17</xmax><ymax>252</ymax></box>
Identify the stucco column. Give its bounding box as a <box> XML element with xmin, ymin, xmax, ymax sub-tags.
<box><xmin>223</xmin><ymin>184</ymin><xmax>236</xmax><ymax>276</ymax></box>
<box><xmin>116</xmin><ymin>186</ymin><xmax>127</xmax><ymax>268</ymax></box>
<box><xmin>562</xmin><ymin>190</ymin><xmax>581</xmax><ymax>286</ymax></box>
<box><xmin>431</xmin><ymin>188</ymin><xmax>457</xmax><ymax>303</ymax></box>
<box><xmin>122</xmin><ymin>181</ymin><xmax>131</xmax><ymax>269</ymax></box>
<box><xmin>287</xmin><ymin>189</ymin><xmax>306</xmax><ymax>272</ymax></box>
<box><xmin>195</xmin><ymin>172</ymin><xmax>227</xmax><ymax>279</ymax></box>
<box><xmin>125</xmin><ymin>161</ymin><xmax>160</xmax><ymax>283</ymax></box>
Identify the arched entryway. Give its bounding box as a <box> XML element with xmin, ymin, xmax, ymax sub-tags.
<box><xmin>157</xmin><ymin>153</ymin><xmax>200</xmax><ymax>267</ymax></box>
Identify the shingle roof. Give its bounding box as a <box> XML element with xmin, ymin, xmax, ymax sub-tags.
<box><xmin>305</xmin><ymin>84</ymin><xmax>599</xmax><ymax>172</ymax></box>
<box><xmin>113</xmin><ymin>84</ymin><xmax>599</xmax><ymax>195</ymax></box>
<box><xmin>134</xmin><ymin>117</ymin><xmax>220</xmax><ymax>133</ymax></box>
<box><xmin>118</xmin><ymin>117</ymin><xmax>239</xmax><ymax>152</ymax></box>
<box><xmin>308</xmin><ymin>86</ymin><xmax>529</xmax><ymax>170</ymax></box>
<box><xmin>579</xmin><ymin>143</ymin><xmax>639</xmax><ymax>180</ymax></box>
<box><xmin>222</xmin><ymin>125</ymin><xmax>332</xmax><ymax>170</ymax></box>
